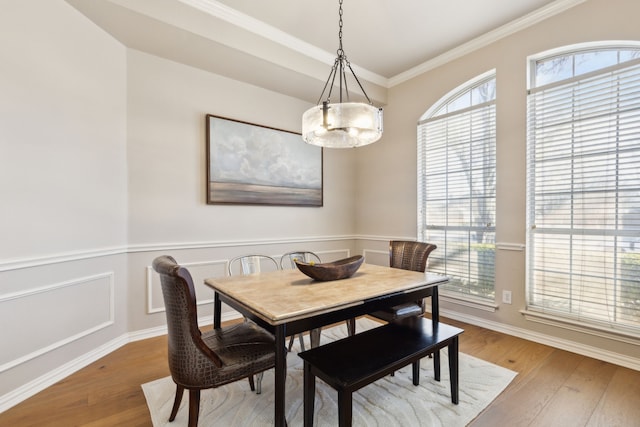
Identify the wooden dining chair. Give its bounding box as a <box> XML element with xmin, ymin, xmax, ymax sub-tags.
<box><xmin>153</xmin><ymin>255</ymin><xmax>276</xmax><ymax>427</ymax></box>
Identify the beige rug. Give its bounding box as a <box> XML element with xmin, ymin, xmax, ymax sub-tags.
<box><xmin>142</xmin><ymin>318</ymin><xmax>516</xmax><ymax>426</ymax></box>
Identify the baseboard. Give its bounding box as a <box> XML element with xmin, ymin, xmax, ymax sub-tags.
<box><xmin>441</xmin><ymin>308</ymin><xmax>640</xmax><ymax>371</ymax></box>
<box><xmin>0</xmin><ymin>334</ymin><xmax>129</xmax><ymax>413</ymax></box>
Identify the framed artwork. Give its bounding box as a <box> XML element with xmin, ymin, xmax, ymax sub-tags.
<box><xmin>206</xmin><ymin>114</ymin><xmax>323</xmax><ymax>206</ymax></box>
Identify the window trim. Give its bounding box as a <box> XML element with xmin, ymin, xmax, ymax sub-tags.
<box><xmin>525</xmin><ymin>42</ymin><xmax>640</xmax><ymax>336</ymax></box>
<box><xmin>418</xmin><ymin>70</ymin><xmax>497</xmax><ymax>302</ymax></box>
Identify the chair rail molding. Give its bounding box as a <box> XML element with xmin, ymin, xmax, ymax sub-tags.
<box><xmin>0</xmin><ymin>246</ymin><xmax>127</xmax><ymax>272</ymax></box>
<box><xmin>0</xmin><ymin>235</ymin><xmax>358</xmax><ymax>272</ymax></box>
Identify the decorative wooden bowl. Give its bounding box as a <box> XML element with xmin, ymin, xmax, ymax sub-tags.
<box><xmin>295</xmin><ymin>255</ymin><xmax>364</xmax><ymax>281</ymax></box>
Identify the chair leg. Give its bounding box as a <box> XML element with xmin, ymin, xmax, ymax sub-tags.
<box><xmin>188</xmin><ymin>389</ymin><xmax>200</xmax><ymax>427</ymax></box>
<box><xmin>288</xmin><ymin>334</ymin><xmax>307</xmax><ymax>352</ymax></box>
<box><xmin>248</xmin><ymin>375</ymin><xmax>255</xmax><ymax>391</ymax></box>
<box><xmin>310</xmin><ymin>328</ymin><xmax>322</xmax><ymax>348</ymax></box>
<box><xmin>346</xmin><ymin>318</ymin><xmax>356</xmax><ymax>336</ymax></box>
<box><xmin>298</xmin><ymin>333</ymin><xmax>306</xmax><ymax>352</ymax></box>
<box><xmin>169</xmin><ymin>384</ymin><xmax>185</xmax><ymax>421</ymax></box>
<box><xmin>256</xmin><ymin>371</ymin><xmax>264</xmax><ymax>394</ymax></box>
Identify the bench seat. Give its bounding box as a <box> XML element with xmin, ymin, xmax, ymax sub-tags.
<box><xmin>298</xmin><ymin>317</ymin><xmax>464</xmax><ymax>427</ymax></box>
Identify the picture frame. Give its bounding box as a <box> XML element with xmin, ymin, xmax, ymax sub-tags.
<box><xmin>206</xmin><ymin>114</ymin><xmax>323</xmax><ymax>206</ymax></box>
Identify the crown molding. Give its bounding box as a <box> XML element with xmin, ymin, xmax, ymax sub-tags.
<box><xmin>388</xmin><ymin>0</ymin><xmax>588</xmax><ymax>86</ymax></box>
<box><xmin>179</xmin><ymin>0</ymin><xmax>587</xmax><ymax>89</ymax></box>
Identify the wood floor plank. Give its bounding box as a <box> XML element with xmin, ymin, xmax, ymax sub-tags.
<box><xmin>586</xmin><ymin>366</ymin><xmax>640</xmax><ymax>427</ymax></box>
<box><xmin>470</xmin><ymin>348</ymin><xmax>584</xmax><ymax>426</ymax></box>
<box><xmin>529</xmin><ymin>357</ymin><xmax>616</xmax><ymax>427</ymax></box>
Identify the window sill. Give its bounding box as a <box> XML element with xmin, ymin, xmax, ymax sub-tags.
<box><xmin>521</xmin><ymin>309</ymin><xmax>640</xmax><ymax>345</ymax></box>
<box><xmin>439</xmin><ymin>292</ymin><xmax>498</xmax><ymax>313</ymax></box>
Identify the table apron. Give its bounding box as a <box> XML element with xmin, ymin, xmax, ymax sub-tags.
<box><xmin>215</xmin><ymin>286</ymin><xmax>435</xmax><ymax>336</ymax></box>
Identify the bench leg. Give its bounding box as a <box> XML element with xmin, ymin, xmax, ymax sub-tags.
<box><xmin>303</xmin><ymin>362</ymin><xmax>316</xmax><ymax>426</ymax></box>
<box><xmin>448</xmin><ymin>337</ymin><xmax>459</xmax><ymax>404</ymax></box>
<box><xmin>338</xmin><ymin>390</ymin><xmax>353</xmax><ymax>427</ymax></box>
<box><xmin>433</xmin><ymin>349</ymin><xmax>441</xmax><ymax>381</ymax></box>
<box><xmin>412</xmin><ymin>360</ymin><xmax>420</xmax><ymax>385</ymax></box>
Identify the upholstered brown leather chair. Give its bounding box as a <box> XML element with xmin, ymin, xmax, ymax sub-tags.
<box><xmin>153</xmin><ymin>255</ymin><xmax>276</xmax><ymax>427</ymax></box>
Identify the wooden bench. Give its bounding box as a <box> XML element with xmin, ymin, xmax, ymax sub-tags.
<box><xmin>298</xmin><ymin>317</ymin><xmax>464</xmax><ymax>427</ymax></box>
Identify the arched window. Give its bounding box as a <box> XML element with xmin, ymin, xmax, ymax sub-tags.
<box><xmin>418</xmin><ymin>71</ymin><xmax>496</xmax><ymax>300</ymax></box>
<box><xmin>526</xmin><ymin>43</ymin><xmax>640</xmax><ymax>334</ymax></box>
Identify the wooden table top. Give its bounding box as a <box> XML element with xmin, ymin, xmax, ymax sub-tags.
<box><xmin>204</xmin><ymin>263</ymin><xmax>448</xmax><ymax>325</ymax></box>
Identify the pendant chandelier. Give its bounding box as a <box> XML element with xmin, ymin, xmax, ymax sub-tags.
<box><xmin>301</xmin><ymin>0</ymin><xmax>383</xmax><ymax>148</ymax></box>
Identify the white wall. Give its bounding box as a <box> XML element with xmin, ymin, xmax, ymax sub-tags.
<box><xmin>0</xmin><ymin>0</ymin><xmax>128</xmax><ymax>406</ymax></box>
<box><xmin>355</xmin><ymin>0</ymin><xmax>640</xmax><ymax>364</ymax></box>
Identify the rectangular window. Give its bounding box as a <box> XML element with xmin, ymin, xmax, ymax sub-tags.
<box><xmin>418</xmin><ymin>96</ymin><xmax>496</xmax><ymax>300</ymax></box>
<box><xmin>527</xmin><ymin>59</ymin><xmax>640</xmax><ymax>333</ymax></box>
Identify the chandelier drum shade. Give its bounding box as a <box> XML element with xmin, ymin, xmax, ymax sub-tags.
<box><xmin>301</xmin><ymin>0</ymin><xmax>383</xmax><ymax>148</ymax></box>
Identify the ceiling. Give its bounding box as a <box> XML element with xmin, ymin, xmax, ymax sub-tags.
<box><xmin>66</xmin><ymin>0</ymin><xmax>584</xmax><ymax>104</ymax></box>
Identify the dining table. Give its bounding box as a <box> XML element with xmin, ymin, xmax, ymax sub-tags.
<box><xmin>204</xmin><ymin>262</ymin><xmax>449</xmax><ymax>427</ymax></box>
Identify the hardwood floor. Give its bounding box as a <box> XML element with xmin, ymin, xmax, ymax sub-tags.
<box><xmin>1</xmin><ymin>317</ymin><xmax>638</xmax><ymax>426</ymax></box>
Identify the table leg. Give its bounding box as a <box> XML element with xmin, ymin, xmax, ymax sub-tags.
<box><xmin>213</xmin><ymin>292</ymin><xmax>221</xmax><ymax>329</ymax></box>
<box><xmin>303</xmin><ymin>361</ymin><xmax>315</xmax><ymax>427</ymax></box>
<box><xmin>274</xmin><ymin>324</ymin><xmax>287</xmax><ymax>427</ymax></box>
<box><xmin>431</xmin><ymin>286</ymin><xmax>439</xmax><ymax>324</ymax></box>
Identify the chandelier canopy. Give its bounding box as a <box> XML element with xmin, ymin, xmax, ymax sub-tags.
<box><xmin>301</xmin><ymin>0</ymin><xmax>383</xmax><ymax>148</ymax></box>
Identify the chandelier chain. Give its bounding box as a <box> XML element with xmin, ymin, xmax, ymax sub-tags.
<box><xmin>338</xmin><ymin>0</ymin><xmax>344</xmax><ymax>56</ymax></box>
<box><xmin>313</xmin><ymin>0</ymin><xmax>374</xmax><ymax>106</ymax></box>
<box><xmin>301</xmin><ymin>0</ymin><xmax>383</xmax><ymax>147</ymax></box>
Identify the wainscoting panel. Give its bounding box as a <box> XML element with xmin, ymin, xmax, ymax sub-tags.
<box><xmin>362</xmin><ymin>249</ymin><xmax>388</xmax><ymax>266</ymax></box>
<box><xmin>315</xmin><ymin>248</ymin><xmax>351</xmax><ymax>262</ymax></box>
<box><xmin>0</xmin><ymin>272</ymin><xmax>114</xmax><ymax>373</ymax></box>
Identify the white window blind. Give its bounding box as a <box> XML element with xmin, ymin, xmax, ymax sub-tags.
<box><xmin>418</xmin><ymin>74</ymin><xmax>496</xmax><ymax>300</ymax></box>
<box><xmin>526</xmin><ymin>53</ymin><xmax>640</xmax><ymax>333</ymax></box>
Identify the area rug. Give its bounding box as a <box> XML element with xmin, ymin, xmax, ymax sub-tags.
<box><xmin>142</xmin><ymin>318</ymin><xmax>516</xmax><ymax>426</ymax></box>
